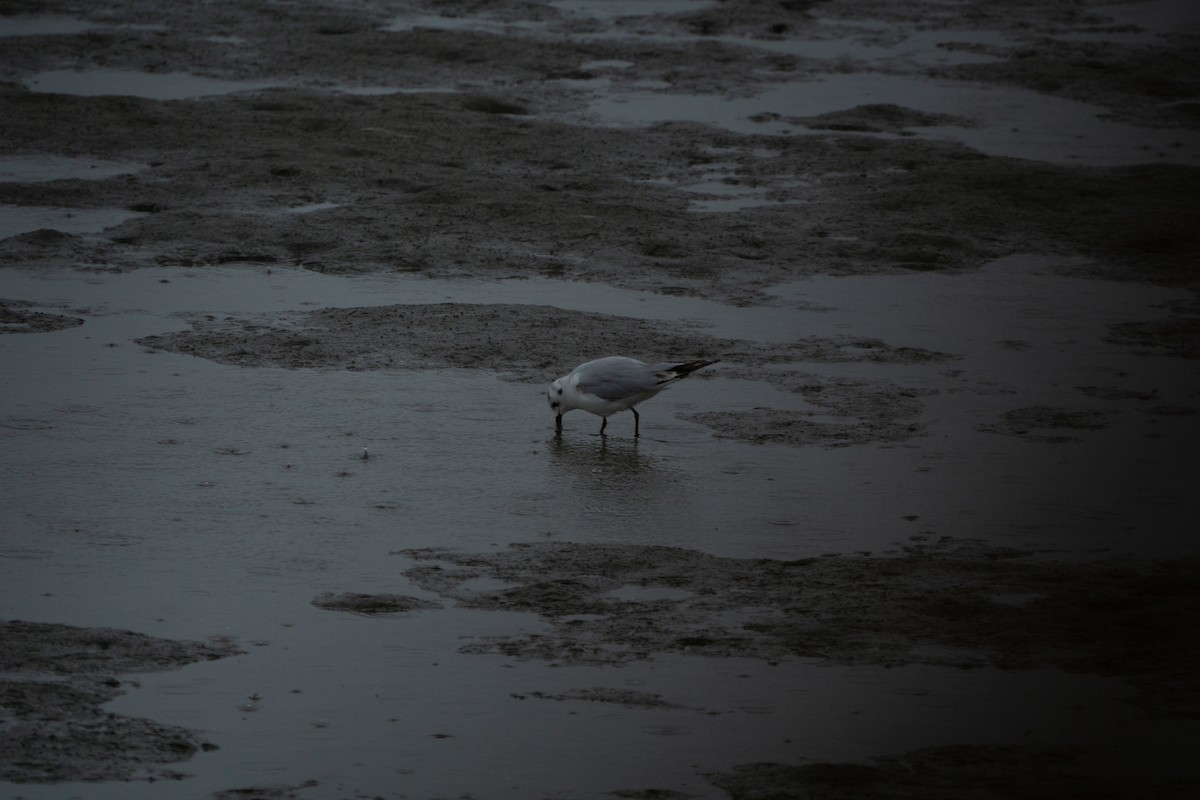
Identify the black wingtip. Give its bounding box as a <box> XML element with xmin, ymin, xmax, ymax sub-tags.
<box><xmin>671</xmin><ymin>359</ymin><xmax>720</xmax><ymax>376</ymax></box>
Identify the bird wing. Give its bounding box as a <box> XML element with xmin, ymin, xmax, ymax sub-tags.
<box><xmin>575</xmin><ymin>358</ymin><xmax>661</xmax><ymax>401</ymax></box>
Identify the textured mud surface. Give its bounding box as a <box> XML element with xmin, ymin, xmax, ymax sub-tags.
<box><xmin>2</xmin><ymin>0</ymin><xmax>1199</xmax><ymax>797</ymax></box>
<box><xmin>133</xmin><ymin>303</ymin><xmax>946</xmax><ymax>374</ymax></box>
<box><xmin>2</xmin><ymin>4</ymin><xmax>1198</xmax><ymax>302</ymax></box>
<box><xmin>706</xmin><ymin>745</ymin><xmax>1125</xmax><ymax>800</ymax></box>
<box><xmin>310</xmin><ymin>591</ymin><xmax>441</xmax><ymax>615</ymax></box>
<box><xmin>2</xmin><ymin>85</ymin><xmax>1196</xmax><ymax>301</ymax></box>
<box><xmin>398</xmin><ymin>540</ymin><xmax>1200</xmax><ymax>712</ymax></box>
<box><xmin>0</xmin><ymin>298</ymin><xmax>84</xmax><ymax>333</ymax></box>
<box><xmin>0</xmin><ymin>621</ymin><xmax>241</xmax><ymax>784</ymax></box>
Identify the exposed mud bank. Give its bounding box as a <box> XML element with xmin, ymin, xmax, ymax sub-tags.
<box><xmin>0</xmin><ymin>298</ymin><xmax>84</xmax><ymax>332</ymax></box>
<box><xmin>706</xmin><ymin>744</ymin><xmax>1128</xmax><ymax>800</ymax></box>
<box><xmin>3</xmin><ymin>3</ymin><xmax>1199</xmax><ymax>302</ymax></box>
<box><xmin>133</xmin><ymin>302</ymin><xmax>947</xmax><ymax>375</ymax></box>
<box><xmin>2</xmin><ymin>84</ymin><xmax>1196</xmax><ymax>302</ymax></box>
<box><xmin>397</xmin><ymin>540</ymin><xmax>1200</xmax><ymax>712</ymax></box>
<box><xmin>978</xmin><ymin>404</ymin><xmax>1113</xmax><ymax>443</ymax></box>
<box><xmin>1106</xmin><ymin>316</ymin><xmax>1200</xmax><ymax>359</ymax></box>
<box><xmin>310</xmin><ymin>591</ymin><xmax>440</xmax><ymax>615</ymax></box>
<box><xmin>0</xmin><ymin>620</ymin><xmax>241</xmax><ymax>784</ymax></box>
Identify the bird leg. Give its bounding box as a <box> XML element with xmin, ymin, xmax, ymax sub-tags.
<box><xmin>599</xmin><ymin>416</ymin><xmax>608</xmax><ymax>435</ymax></box>
<box><xmin>632</xmin><ymin>407</ymin><xmax>640</xmax><ymax>437</ymax></box>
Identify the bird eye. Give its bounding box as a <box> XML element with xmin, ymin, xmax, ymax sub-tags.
<box><xmin>557</xmin><ymin>388</ymin><xmax>563</xmax><ymax>395</ymax></box>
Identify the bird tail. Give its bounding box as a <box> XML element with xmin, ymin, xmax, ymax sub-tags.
<box><xmin>656</xmin><ymin>359</ymin><xmax>719</xmax><ymax>383</ymax></box>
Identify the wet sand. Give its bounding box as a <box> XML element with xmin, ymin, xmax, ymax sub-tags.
<box><xmin>2</xmin><ymin>1</ymin><xmax>1199</xmax><ymax>798</ymax></box>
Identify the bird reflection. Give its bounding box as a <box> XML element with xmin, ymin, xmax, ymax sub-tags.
<box><xmin>549</xmin><ymin>431</ymin><xmax>648</xmax><ymax>475</ymax></box>
<box><xmin>544</xmin><ymin>429</ymin><xmax>689</xmax><ymax>533</ymax></box>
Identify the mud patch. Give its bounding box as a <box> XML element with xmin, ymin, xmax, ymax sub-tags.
<box><xmin>135</xmin><ymin>303</ymin><xmax>723</xmax><ymax>377</ymax></box>
<box><xmin>1106</xmin><ymin>317</ymin><xmax>1200</xmax><ymax>359</ymax></box>
<box><xmin>310</xmin><ymin>592</ymin><xmax>441</xmax><ymax>615</ymax></box>
<box><xmin>979</xmin><ymin>405</ymin><xmax>1112</xmax><ymax>442</ymax></box>
<box><xmin>1</xmin><ymin>619</ymin><xmax>242</xmax><ymax>674</ymax></box>
<box><xmin>706</xmin><ymin>744</ymin><xmax>1125</xmax><ymax>800</ymax></box>
<box><xmin>0</xmin><ymin>681</ymin><xmax>213</xmax><ymax>784</ymax></box>
<box><xmin>0</xmin><ymin>299</ymin><xmax>84</xmax><ymax>333</ymax></box>
<box><xmin>213</xmin><ymin>782</ymin><xmax>318</xmax><ymax>800</ymax></box>
<box><xmin>0</xmin><ymin>620</ymin><xmax>242</xmax><ymax>784</ymax></box>
<box><xmin>400</xmin><ymin>540</ymin><xmax>1199</xmax><ymax>715</ymax></box>
<box><xmin>609</xmin><ymin>790</ymin><xmax>692</xmax><ymax>800</ymax></box>
<box><xmin>135</xmin><ymin>303</ymin><xmax>948</xmax><ymax>377</ymax></box>
<box><xmin>513</xmin><ymin>687</ymin><xmax>684</xmax><ymax>709</ymax></box>
<box><xmin>688</xmin><ymin>405</ymin><xmax>923</xmax><ymax>447</ymax></box>
<box><xmin>687</xmin><ymin>370</ymin><xmax>929</xmax><ymax>446</ymax></box>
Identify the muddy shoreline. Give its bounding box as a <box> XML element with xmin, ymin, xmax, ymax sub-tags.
<box><xmin>0</xmin><ymin>621</ymin><xmax>240</xmax><ymax>783</ymax></box>
<box><xmin>3</xmin><ymin>0</ymin><xmax>1199</xmax><ymax>797</ymax></box>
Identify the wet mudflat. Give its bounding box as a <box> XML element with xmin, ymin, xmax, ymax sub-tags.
<box><xmin>2</xmin><ymin>1</ymin><xmax>1199</xmax><ymax>798</ymax></box>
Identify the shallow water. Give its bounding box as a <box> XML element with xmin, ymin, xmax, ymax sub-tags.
<box><xmin>0</xmin><ymin>15</ymin><xmax>97</xmax><ymax>37</ymax></box>
<box><xmin>2</xmin><ymin>258</ymin><xmax>1194</xmax><ymax>572</ymax></box>
<box><xmin>23</xmin><ymin>69</ymin><xmax>278</xmax><ymax>100</ymax></box>
<box><xmin>0</xmin><ymin>155</ymin><xmax>147</xmax><ymax>184</ymax></box>
<box><xmin>0</xmin><ymin>204</ymin><xmax>145</xmax><ymax>239</ymax></box>
<box><xmin>588</xmin><ymin>72</ymin><xmax>1200</xmax><ymax>167</ymax></box>
<box><xmin>3</xmin><ymin>251</ymin><xmax>1197</xmax><ymax>800</ymax></box>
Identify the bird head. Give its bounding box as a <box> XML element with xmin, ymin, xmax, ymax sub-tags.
<box><xmin>547</xmin><ymin>377</ymin><xmax>567</xmax><ymax>416</ymax></box>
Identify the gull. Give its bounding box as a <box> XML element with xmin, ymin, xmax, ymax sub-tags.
<box><xmin>548</xmin><ymin>356</ymin><xmax>718</xmax><ymax>436</ymax></box>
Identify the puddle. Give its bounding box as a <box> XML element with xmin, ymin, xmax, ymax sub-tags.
<box><xmin>21</xmin><ymin>68</ymin><xmax>457</xmax><ymax>101</ymax></box>
<box><xmin>769</xmin><ymin>254</ymin><xmax>1183</xmax><ymax>364</ymax></box>
<box><xmin>0</xmin><ymin>15</ymin><xmax>96</xmax><ymax>37</ymax></box>
<box><xmin>588</xmin><ymin>72</ymin><xmax>1200</xmax><ymax>166</ymax></box>
<box><xmin>24</xmin><ymin>69</ymin><xmax>278</xmax><ymax>100</ymax></box>
<box><xmin>0</xmin><ymin>155</ymin><xmax>148</xmax><ymax>183</ymax></box>
<box><xmin>0</xmin><ymin>205</ymin><xmax>145</xmax><ymax>239</ymax></box>
<box><xmin>775</xmin><ymin>22</ymin><xmax>1016</xmax><ymax>65</ymax></box>
<box><xmin>684</xmin><ymin>188</ymin><xmax>789</xmax><ymax>213</ymax></box>
<box><xmin>660</xmin><ymin>154</ymin><xmax>811</xmax><ymax>212</ymax></box>
<box><xmin>646</xmin><ymin>172</ymin><xmax>802</xmax><ymax>213</ymax></box>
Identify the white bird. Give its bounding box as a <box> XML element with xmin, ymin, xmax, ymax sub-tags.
<box><xmin>548</xmin><ymin>356</ymin><xmax>718</xmax><ymax>436</ymax></box>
